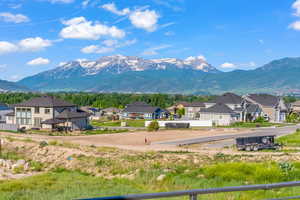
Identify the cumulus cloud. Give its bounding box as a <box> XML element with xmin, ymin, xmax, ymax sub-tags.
<box><xmin>27</xmin><ymin>57</ymin><xmax>50</xmax><ymax>66</ymax></box>
<box><xmin>101</xmin><ymin>3</ymin><xmax>160</xmax><ymax>32</ymax></box>
<box><xmin>60</xmin><ymin>17</ymin><xmax>125</xmax><ymax>40</ymax></box>
<box><xmin>18</xmin><ymin>37</ymin><xmax>52</xmax><ymax>51</ymax></box>
<box><xmin>185</xmin><ymin>55</ymin><xmax>207</xmax><ymax>62</ymax></box>
<box><xmin>129</xmin><ymin>9</ymin><xmax>160</xmax><ymax>32</ymax></box>
<box><xmin>289</xmin><ymin>21</ymin><xmax>300</xmax><ymax>31</ymax></box>
<box><xmin>0</xmin><ymin>12</ymin><xmax>29</xmax><ymax>23</ymax></box>
<box><xmin>0</xmin><ymin>41</ymin><xmax>18</xmax><ymax>54</ymax></box>
<box><xmin>81</xmin><ymin>39</ymin><xmax>137</xmax><ymax>54</ymax></box>
<box><xmin>0</xmin><ymin>37</ymin><xmax>52</xmax><ymax>54</ymax></box>
<box><xmin>102</xmin><ymin>3</ymin><xmax>130</xmax><ymax>16</ymax></box>
<box><xmin>82</xmin><ymin>0</ymin><xmax>90</xmax><ymax>8</ymax></box>
<box><xmin>142</xmin><ymin>44</ymin><xmax>171</xmax><ymax>56</ymax></box>
<box><xmin>292</xmin><ymin>0</ymin><xmax>300</xmax><ymax>16</ymax></box>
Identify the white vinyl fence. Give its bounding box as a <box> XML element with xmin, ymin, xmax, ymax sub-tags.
<box><xmin>0</xmin><ymin>123</ymin><xmax>19</xmax><ymax>132</ymax></box>
<box><xmin>145</xmin><ymin>120</ymin><xmax>212</xmax><ymax>128</ymax></box>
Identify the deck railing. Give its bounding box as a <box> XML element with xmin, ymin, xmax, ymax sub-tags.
<box><xmin>79</xmin><ymin>181</ymin><xmax>300</xmax><ymax>200</ymax></box>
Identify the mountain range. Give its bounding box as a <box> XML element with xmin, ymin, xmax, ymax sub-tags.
<box><xmin>2</xmin><ymin>55</ymin><xmax>300</xmax><ymax>94</ymax></box>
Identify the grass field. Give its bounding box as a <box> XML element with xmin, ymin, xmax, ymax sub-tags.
<box><xmin>2</xmin><ymin>159</ymin><xmax>300</xmax><ymax>199</ymax></box>
<box><xmin>221</xmin><ymin>122</ymin><xmax>291</xmax><ymax>128</ymax></box>
<box><xmin>91</xmin><ymin>119</ymin><xmax>146</xmax><ymax>128</ymax></box>
<box><xmin>277</xmin><ymin>129</ymin><xmax>300</xmax><ymax>147</ymax></box>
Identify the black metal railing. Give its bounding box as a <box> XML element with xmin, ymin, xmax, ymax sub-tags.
<box><xmin>79</xmin><ymin>181</ymin><xmax>300</xmax><ymax>200</ymax></box>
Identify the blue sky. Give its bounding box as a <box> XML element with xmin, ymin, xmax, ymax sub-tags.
<box><xmin>0</xmin><ymin>0</ymin><xmax>300</xmax><ymax>81</ymax></box>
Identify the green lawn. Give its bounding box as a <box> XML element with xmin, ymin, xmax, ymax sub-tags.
<box><xmin>91</xmin><ymin>119</ymin><xmax>146</xmax><ymax>128</ymax></box>
<box><xmin>1</xmin><ymin>161</ymin><xmax>300</xmax><ymax>200</ymax></box>
<box><xmin>82</xmin><ymin>129</ymin><xmax>129</xmax><ymax>135</ymax></box>
<box><xmin>221</xmin><ymin>122</ymin><xmax>291</xmax><ymax>128</ymax></box>
<box><xmin>277</xmin><ymin>129</ymin><xmax>300</xmax><ymax>147</ymax></box>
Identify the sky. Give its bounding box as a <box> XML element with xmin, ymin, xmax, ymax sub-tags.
<box><xmin>0</xmin><ymin>0</ymin><xmax>300</xmax><ymax>81</ymax></box>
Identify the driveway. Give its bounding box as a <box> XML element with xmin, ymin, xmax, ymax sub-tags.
<box><xmin>155</xmin><ymin>124</ymin><xmax>300</xmax><ymax>147</ymax></box>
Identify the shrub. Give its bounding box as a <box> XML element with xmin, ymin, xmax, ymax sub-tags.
<box><xmin>147</xmin><ymin>121</ymin><xmax>159</xmax><ymax>132</ymax></box>
<box><xmin>39</xmin><ymin>141</ymin><xmax>48</xmax><ymax>148</ymax></box>
<box><xmin>286</xmin><ymin>113</ymin><xmax>300</xmax><ymax>123</ymax></box>
<box><xmin>254</xmin><ymin>116</ymin><xmax>267</xmax><ymax>123</ymax></box>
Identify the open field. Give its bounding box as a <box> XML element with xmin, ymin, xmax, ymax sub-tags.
<box><xmin>2</xmin><ymin>136</ymin><xmax>300</xmax><ymax>200</ymax></box>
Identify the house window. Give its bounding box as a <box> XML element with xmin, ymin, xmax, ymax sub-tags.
<box><xmin>45</xmin><ymin>108</ymin><xmax>50</xmax><ymax>114</ymax></box>
<box><xmin>16</xmin><ymin>108</ymin><xmax>32</xmax><ymax>125</ymax></box>
<box><xmin>34</xmin><ymin>107</ymin><xmax>40</xmax><ymax>114</ymax></box>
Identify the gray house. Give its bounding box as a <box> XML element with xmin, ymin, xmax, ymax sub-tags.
<box><xmin>184</xmin><ymin>102</ymin><xmax>205</xmax><ymax>120</ymax></box>
<box><xmin>122</xmin><ymin>101</ymin><xmax>168</xmax><ymax>120</ymax></box>
<box><xmin>243</xmin><ymin>94</ymin><xmax>287</xmax><ymax>122</ymax></box>
<box><xmin>6</xmin><ymin>96</ymin><xmax>90</xmax><ymax>131</ymax></box>
<box><xmin>0</xmin><ymin>103</ymin><xmax>13</xmax><ymax>123</ymax></box>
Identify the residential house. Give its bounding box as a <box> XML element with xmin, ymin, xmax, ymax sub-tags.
<box><xmin>0</xmin><ymin>103</ymin><xmax>13</xmax><ymax>123</ymax></box>
<box><xmin>244</xmin><ymin>103</ymin><xmax>263</xmax><ymax>122</ymax></box>
<box><xmin>6</xmin><ymin>96</ymin><xmax>90</xmax><ymax>131</ymax></box>
<box><xmin>199</xmin><ymin>103</ymin><xmax>239</xmax><ymax>126</ymax></box>
<box><xmin>184</xmin><ymin>102</ymin><xmax>205</xmax><ymax>120</ymax></box>
<box><xmin>243</xmin><ymin>94</ymin><xmax>287</xmax><ymax>122</ymax></box>
<box><xmin>80</xmin><ymin>106</ymin><xmax>102</xmax><ymax>120</ymax></box>
<box><xmin>290</xmin><ymin>101</ymin><xmax>300</xmax><ymax>113</ymax></box>
<box><xmin>122</xmin><ymin>101</ymin><xmax>168</xmax><ymax>120</ymax></box>
<box><xmin>204</xmin><ymin>93</ymin><xmax>244</xmax><ymax>121</ymax></box>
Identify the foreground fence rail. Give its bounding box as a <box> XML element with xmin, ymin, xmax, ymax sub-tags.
<box><xmin>79</xmin><ymin>181</ymin><xmax>300</xmax><ymax>200</ymax></box>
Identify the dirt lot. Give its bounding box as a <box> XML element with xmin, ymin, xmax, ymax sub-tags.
<box><xmin>0</xmin><ymin>128</ymin><xmax>252</xmax><ymax>151</ymax></box>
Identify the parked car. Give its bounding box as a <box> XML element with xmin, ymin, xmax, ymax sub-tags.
<box><xmin>236</xmin><ymin>135</ymin><xmax>281</xmax><ymax>151</ymax></box>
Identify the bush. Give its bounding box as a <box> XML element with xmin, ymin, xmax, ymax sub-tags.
<box><xmin>39</xmin><ymin>141</ymin><xmax>48</xmax><ymax>148</ymax></box>
<box><xmin>286</xmin><ymin>113</ymin><xmax>300</xmax><ymax>123</ymax></box>
<box><xmin>254</xmin><ymin>116</ymin><xmax>267</xmax><ymax>123</ymax></box>
<box><xmin>147</xmin><ymin>121</ymin><xmax>159</xmax><ymax>132</ymax></box>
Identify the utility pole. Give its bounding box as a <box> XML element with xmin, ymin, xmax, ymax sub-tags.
<box><xmin>0</xmin><ymin>139</ymin><xmax>2</xmax><ymax>157</ymax></box>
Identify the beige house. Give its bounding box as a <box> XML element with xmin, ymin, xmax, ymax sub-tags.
<box><xmin>184</xmin><ymin>102</ymin><xmax>205</xmax><ymax>120</ymax></box>
<box><xmin>6</xmin><ymin>96</ymin><xmax>90</xmax><ymax>131</ymax></box>
<box><xmin>291</xmin><ymin>101</ymin><xmax>300</xmax><ymax>113</ymax></box>
<box><xmin>243</xmin><ymin>94</ymin><xmax>287</xmax><ymax>122</ymax></box>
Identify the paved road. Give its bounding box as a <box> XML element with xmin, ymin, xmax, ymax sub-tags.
<box><xmin>155</xmin><ymin>124</ymin><xmax>300</xmax><ymax>146</ymax></box>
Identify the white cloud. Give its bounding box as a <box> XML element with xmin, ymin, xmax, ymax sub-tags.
<box><xmin>289</xmin><ymin>21</ymin><xmax>300</xmax><ymax>31</ymax></box>
<box><xmin>59</xmin><ymin>62</ymin><xmax>67</xmax><ymax>66</ymax></box>
<box><xmin>60</xmin><ymin>17</ymin><xmax>125</xmax><ymax>40</ymax></box>
<box><xmin>81</xmin><ymin>39</ymin><xmax>137</xmax><ymax>54</ymax></box>
<box><xmin>48</xmin><ymin>0</ymin><xmax>74</xmax><ymax>3</ymax></box>
<box><xmin>142</xmin><ymin>44</ymin><xmax>171</xmax><ymax>56</ymax></box>
<box><xmin>0</xmin><ymin>12</ymin><xmax>29</xmax><ymax>23</ymax></box>
<box><xmin>0</xmin><ymin>37</ymin><xmax>52</xmax><ymax>54</ymax></box>
<box><xmin>292</xmin><ymin>0</ymin><xmax>300</xmax><ymax>16</ymax></box>
<box><xmin>0</xmin><ymin>41</ymin><xmax>18</xmax><ymax>54</ymax></box>
<box><xmin>220</xmin><ymin>62</ymin><xmax>236</xmax><ymax>69</ymax></box>
<box><xmin>81</xmin><ymin>45</ymin><xmax>115</xmax><ymax>54</ymax></box>
<box><xmin>102</xmin><ymin>3</ymin><xmax>130</xmax><ymax>16</ymax></box>
<box><xmin>129</xmin><ymin>9</ymin><xmax>160</xmax><ymax>32</ymax></box>
<box><xmin>27</xmin><ymin>57</ymin><xmax>50</xmax><ymax>66</ymax></box>
<box><xmin>18</xmin><ymin>37</ymin><xmax>52</xmax><ymax>52</ymax></box>
<box><xmin>220</xmin><ymin>61</ymin><xmax>256</xmax><ymax>69</ymax></box>
<box><xmin>185</xmin><ymin>55</ymin><xmax>207</xmax><ymax>62</ymax></box>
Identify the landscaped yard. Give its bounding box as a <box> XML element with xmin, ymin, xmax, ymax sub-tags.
<box><xmin>91</xmin><ymin>119</ymin><xmax>147</xmax><ymax>128</ymax></box>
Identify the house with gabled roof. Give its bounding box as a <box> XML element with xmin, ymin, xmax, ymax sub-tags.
<box><xmin>0</xmin><ymin>103</ymin><xmax>13</xmax><ymax>123</ymax></box>
<box><xmin>6</xmin><ymin>96</ymin><xmax>90</xmax><ymax>131</ymax></box>
<box><xmin>122</xmin><ymin>101</ymin><xmax>168</xmax><ymax>120</ymax></box>
<box><xmin>184</xmin><ymin>102</ymin><xmax>206</xmax><ymax>120</ymax></box>
<box><xmin>199</xmin><ymin>103</ymin><xmax>239</xmax><ymax>126</ymax></box>
<box><xmin>243</xmin><ymin>94</ymin><xmax>287</xmax><ymax>122</ymax></box>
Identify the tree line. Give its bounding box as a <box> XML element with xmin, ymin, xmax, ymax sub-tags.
<box><xmin>0</xmin><ymin>92</ymin><xmax>214</xmax><ymax>109</ymax></box>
